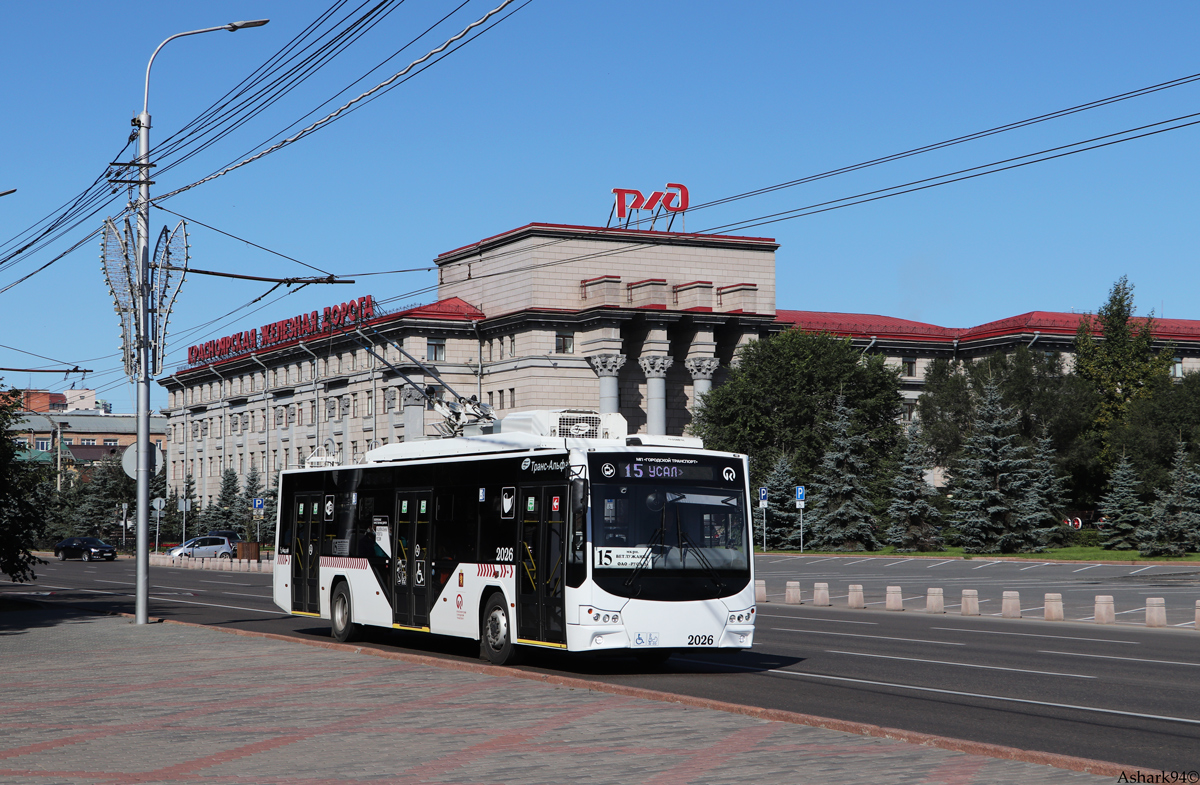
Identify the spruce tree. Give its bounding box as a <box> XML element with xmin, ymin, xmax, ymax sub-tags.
<box><xmin>1017</xmin><ymin>437</ymin><xmax>1066</xmax><ymax>550</ymax></box>
<box><xmin>1138</xmin><ymin>442</ymin><xmax>1200</xmax><ymax>557</ymax></box>
<box><xmin>949</xmin><ymin>381</ymin><xmax>1038</xmax><ymax>553</ymax></box>
<box><xmin>806</xmin><ymin>396</ymin><xmax>881</xmax><ymax>551</ymax></box>
<box><xmin>202</xmin><ymin>469</ymin><xmax>243</xmax><ymax>533</ymax></box>
<box><xmin>176</xmin><ymin>474</ymin><xmax>199</xmax><ymax>544</ymax></box>
<box><xmin>885</xmin><ymin>426</ymin><xmax>943</xmax><ymax>552</ymax></box>
<box><xmin>763</xmin><ymin>454</ymin><xmax>802</xmax><ymax>550</ymax></box>
<box><xmin>1099</xmin><ymin>454</ymin><xmax>1148</xmax><ymax>550</ymax></box>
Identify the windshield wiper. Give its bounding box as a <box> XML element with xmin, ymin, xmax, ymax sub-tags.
<box><xmin>624</xmin><ymin>501</ymin><xmax>668</xmax><ymax>592</ymax></box>
<box><xmin>675</xmin><ymin>507</ymin><xmax>725</xmax><ymax>594</ymax></box>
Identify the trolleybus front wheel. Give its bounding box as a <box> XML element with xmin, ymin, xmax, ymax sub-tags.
<box><xmin>330</xmin><ymin>583</ymin><xmax>359</xmax><ymax>643</ymax></box>
<box><xmin>481</xmin><ymin>593</ymin><xmax>519</xmax><ymax>665</ymax></box>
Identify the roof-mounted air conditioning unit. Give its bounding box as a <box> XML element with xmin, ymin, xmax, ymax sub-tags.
<box><xmin>497</xmin><ymin>409</ymin><xmax>628</xmax><ymax>440</ymax></box>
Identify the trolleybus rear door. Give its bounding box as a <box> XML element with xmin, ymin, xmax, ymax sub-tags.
<box><xmin>517</xmin><ymin>486</ymin><xmax>567</xmax><ymax>645</ymax></box>
<box><xmin>292</xmin><ymin>492</ymin><xmax>322</xmax><ymax>614</ymax></box>
<box><xmin>393</xmin><ymin>491</ymin><xmax>433</xmax><ymax>629</ymax></box>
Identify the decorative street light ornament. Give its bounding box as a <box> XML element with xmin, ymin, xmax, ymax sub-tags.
<box><xmin>102</xmin><ymin>216</ymin><xmax>188</xmax><ymax>380</ymax></box>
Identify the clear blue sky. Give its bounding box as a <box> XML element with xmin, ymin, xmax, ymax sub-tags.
<box><xmin>3</xmin><ymin>1</ymin><xmax>1199</xmax><ymax>413</ymax></box>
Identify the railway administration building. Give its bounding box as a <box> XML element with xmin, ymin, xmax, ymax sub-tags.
<box><xmin>160</xmin><ymin>221</ymin><xmax>1200</xmax><ymax>508</ymax></box>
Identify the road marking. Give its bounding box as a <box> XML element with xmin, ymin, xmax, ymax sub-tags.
<box><xmin>827</xmin><ymin>650</ymin><xmax>1095</xmax><ymax>679</ymax></box>
<box><xmin>1019</xmin><ymin>563</ymin><xmax>1051</xmax><ymax>571</ymax></box>
<box><xmin>864</xmin><ymin>596</ymin><xmax>924</xmax><ymax>606</ymax></box>
<box><xmin>884</xmin><ymin>559</ymin><xmax>912</xmax><ymax>566</ymax></box>
<box><xmin>153</xmin><ymin>585</ymin><xmax>207</xmax><ymax>592</ymax></box>
<box><xmin>18</xmin><ymin>583</ymin><xmax>288</xmax><ymax>615</ymax></box>
<box><xmin>1114</xmin><ymin>606</ymin><xmax>1147</xmax><ymax>615</ymax></box>
<box><xmin>926</xmin><ymin>560</ymin><xmax>955</xmax><ymax>568</ymax></box>
<box><xmin>1129</xmin><ymin>566</ymin><xmax>1156</xmax><ymax>575</ymax></box>
<box><xmin>757</xmin><ymin>613</ymin><xmax>876</xmax><ymax>625</ymax></box>
<box><xmin>972</xmin><ymin>561</ymin><xmax>1000</xmax><ymax>569</ymax></box>
<box><xmin>764</xmin><ymin>671</ymin><xmax>1200</xmax><ymax>726</ymax></box>
<box><xmin>803</xmin><ymin>558</ymin><xmax>835</xmax><ymax>564</ymax></box>
<box><xmin>94</xmin><ymin>579</ymin><xmax>134</xmax><ymax>586</ymax></box>
<box><xmin>200</xmin><ymin>580</ymin><xmax>254</xmax><ymax>586</ymax></box>
<box><xmin>772</xmin><ymin>628</ymin><xmax>965</xmax><ymax>646</ymax></box>
<box><xmin>930</xmin><ymin>627</ymin><xmax>1139</xmax><ymax>644</ymax></box>
<box><xmin>1072</xmin><ymin>564</ymin><xmax>1101</xmax><ymax>573</ymax></box>
<box><xmin>1039</xmin><ymin>650</ymin><xmax>1200</xmax><ymax>668</ymax></box>
<box><xmin>222</xmin><ymin>592</ymin><xmax>274</xmax><ymax>599</ymax></box>
<box><xmin>845</xmin><ymin>558</ymin><xmax>875</xmax><ymax>566</ymax></box>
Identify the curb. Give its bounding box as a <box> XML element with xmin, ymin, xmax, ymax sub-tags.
<box><xmin>15</xmin><ymin>597</ymin><xmax>1155</xmax><ymax>781</ymax></box>
<box><xmin>757</xmin><ymin>551</ymin><xmax>1200</xmax><ymax>567</ymax></box>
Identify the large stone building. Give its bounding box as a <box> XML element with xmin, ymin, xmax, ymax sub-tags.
<box><xmin>159</xmin><ymin>220</ymin><xmax>1200</xmax><ymax>509</ymax></box>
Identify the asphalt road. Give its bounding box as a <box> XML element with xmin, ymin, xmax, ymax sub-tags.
<box><xmin>7</xmin><ymin>555</ymin><xmax>1200</xmax><ymax>773</ymax></box>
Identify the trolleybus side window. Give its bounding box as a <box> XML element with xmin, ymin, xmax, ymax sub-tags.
<box><xmin>479</xmin><ymin>488</ymin><xmax>515</xmax><ymax>563</ymax></box>
<box><xmin>566</xmin><ymin>479</ymin><xmax>587</xmax><ymax>588</ymax></box>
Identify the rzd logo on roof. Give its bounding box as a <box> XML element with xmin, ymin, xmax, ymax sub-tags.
<box><xmin>612</xmin><ymin>183</ymin><xmax>689</xmax><ymax>220</ymax></box>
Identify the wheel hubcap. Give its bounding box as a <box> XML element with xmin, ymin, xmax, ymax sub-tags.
<box><xmin>334</xmin><ymin>597</ymin><xmax>347</xmax><ymax>630</ymax></box>
<box><xmin>485</xmin><ymin>609</ymin><xmax>508</xmax><ymax>650</ymax></box>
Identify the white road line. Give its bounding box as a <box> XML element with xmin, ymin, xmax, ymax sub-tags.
<box><xmin>756</xmin><ymin>613</ymin><xmax>877</xmax><ymax>625</ymax></box>
<box><xmin>804</xmin><ymin>558</ymin><xmax>835</xmax><ymax>564</ymax></box>
<box><xmin>1173</xmin><ymin>621</ymin><xmax>1198</xmax><ymax>628</ymax></box>
<box><xmin>222</xmin><ymin>592</ymin><xmax>274</xmax><ymax>599</ymax></box>
<box><xmin>94</xmin><ymin>579</ymin><xmax>134</xmax><ymax>586</ymax></box>
<box><xmin>153</xmin><ymin>585</ymin><xmax>207</xmax><ymax>592</ymax></box>
<box><xmin>827</xmin><ymin>650</ymin><xmax>1095</xmax><ymax>679</ymax></box>
<box><xmin>1129</xmin><ymin>566</ymin><xmax>1156</xmax><ymax>575</ymax></box>
<box><xmin>1019</xmin><ymin>563</ymin><xmax>1051</xmax><ymax>571</ymax></box>
<box><xmin>771</xmin><ymin>628</ymin><xmax>965</xmax><ymax>646</ymax></box>
<box><xmin>1040</xmin><ymin>650</ymin><xmax>1200</xmax><ymax>667</ymax></box>
<box><xmin>884</xmin><ymin>560</ymin><xmax>913</xmax><ymax>566</ymax></box>
<box><xmin>765</xmin><ymin>671</ymin><xmax>1200</xmax><ymax>726</ymax></box>
<box><xmin>926</xmin><ymin>560</ymin><xmax>955</xmax><ymax>568</ymax></box>
<box><xmin>200</xmin><ymin>580</ymin><xmax>254</xmax><ymax>586</ymax></box>
<box><xmin>930</xmin><ymin>627</ymin><xmax>1139</xmax><ymax>645</ymax></box>
<box><xmin>972</xmin><ymin>561</ymin><xmax>1000</xmax><ymax>569</ymax></box>
<box><xmin>864</xmin><ymin>596</ymin><xmax>924</xmax><ymax>605</ymax></box>
<box><xmin>1072</xmin><ymin>564</ymin><xmax>1101</xmax><ymax>572</ymax></box>
<box><xmin>1114</xmin><ymin>607</ymin><xmax>1148</xmax><ymax>615</ymax></box>
<box><xmin>16</xmin><ymin>583</ymin><xmax>288</xmax><ymax>615</ymax></box>
<box><xmin>845</xmin><ymin>559</ymin><xmax>875</xmax><ymax>566</ymax></box>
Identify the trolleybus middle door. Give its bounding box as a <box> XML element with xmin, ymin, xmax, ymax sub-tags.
<box><xmin>517</xmin><ymin>486</ymin><xmax>567</xmax><ymax>645</ymax></box>
<box><xmin>393</xmin><ymin>491</ymin><xmax>432</xmax><ymax>629</ymax></box>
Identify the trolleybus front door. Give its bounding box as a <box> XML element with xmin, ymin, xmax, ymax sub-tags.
<box><xmin>292</xmin><ymin>492</ymin><xmax>322</xmax><ymax>614</ymax></box>
<box><xmin>393</xmin><ymin>491</ymin><xmax>432</xmax><ymax>629</ymax></box>
<box><xmin>517</xmin><ymin>485</ymin><xmax>566</xmax><ymax>645</ymax></box>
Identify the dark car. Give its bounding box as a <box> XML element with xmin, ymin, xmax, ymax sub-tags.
<box><xmin>54</xmin><ymin>537</ymin><xmax>117</xmax><ymax>561</ymax></box>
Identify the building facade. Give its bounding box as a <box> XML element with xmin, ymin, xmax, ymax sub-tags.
<box><xmin>159</xmin><ymin>220</ymin><xmax>1200</xmax><ymax>510</ymax></box>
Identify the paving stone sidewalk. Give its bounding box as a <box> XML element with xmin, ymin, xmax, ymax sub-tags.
<box><xmin>0</xmin><ymin>604</ymin><xmax>1116</xmax><ymax>785</ymax></box>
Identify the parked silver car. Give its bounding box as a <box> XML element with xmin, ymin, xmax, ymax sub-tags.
<box><xmin>167</xmin><ymin>536</ymin><xmax>236</xmax><ymax>559</ymax></box>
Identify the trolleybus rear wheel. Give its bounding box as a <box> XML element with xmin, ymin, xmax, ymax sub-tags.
<box><xmin>330</xmin><ymin>583</ymin><xmax>359</xmax><ymax>643</ymax></box>
<box><xmin>481</xmin><ymin>593</ymin><xmax>519</xmax><ymax>665</ymax></box>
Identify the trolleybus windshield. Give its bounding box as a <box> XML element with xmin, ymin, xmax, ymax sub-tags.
<box><xmin>588</xmin><ymin>455</ymin><xmax>750</xmax><ymax>601</ymax></box>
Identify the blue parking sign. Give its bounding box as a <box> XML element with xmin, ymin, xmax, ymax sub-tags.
<box><xmin>253</xmin><ymin>497</ymin><xmax>264</xmax><ymax>509</ymax></box>
<box><xmin>796</xmin><ymin>486</ymin><xmax>805</xmax><ymax>501</ymax></box>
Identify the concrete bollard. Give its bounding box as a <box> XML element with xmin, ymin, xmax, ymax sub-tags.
<box><xmin>1146</xmin><ymin>598</ymin><xmax>1166</xmax><ymax>628</ymax></box>
<box><xmin>1002</xmin><ymin>591</ymin><xmax>1021</xmax><ymax>619</ymax></box>
<box><xmin>813</xmin><ymin>583</ymin><xmax>830</xmax><ymax>606</ymax></box>
<box><xmin>886</xmin><ymin>586</ymin><xmax>904</xmax><ymax>611</ymax></box>
<box><xmin>1044</xmin><ymin>593</ymin><xmax>1064</xmax><ymax>621</ymax></box>
<box><xmin>755</xmin><ymin>579</ymin><xmax>767</xmax><ymax>603</ymax></box>
<box><xmin>961</xmin><ymin>589</ymin><xmax>979</xmax><ymax>616</ymax></box>
<box><xmin>926</xmin><ymin>588</ymin><xmax>944</xmax><ymax>614</ymax></box>
<box><xmin>785</xmin><ymin>581</ymin><xmax>803</xmax><ymax>604</ymax></box>
<box><xmin>1094</xmin><ymin>595</ymin><xmax>1115</xmax><ymax>624</ymax></box>
<box><xmin>848</xmin><ymin>585</ymin><xmax>865</xmax><ymax>609</ymax></box>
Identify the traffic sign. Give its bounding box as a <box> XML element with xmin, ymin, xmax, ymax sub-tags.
<box><xmin>151</xmin><ymin>497</ymin><xmax>165</xmax><ymax>511</ymax></box>
<box><xmin>796</xmin><ymin>486</ymin><xmax>805</xmax><ymax>501</ymax></box>
<box><xmin>121</xmin><ymin>444</ymin><xmax>163</xmax><ymax>479</ymax></box>
<box><xmin>758</xmin><ymin>487</ymin><xmax>768</xmax><ymax>509</ymax></box>
<box><xmin>253</xmin><ymin>498</ymin><xmax>264</xmax><ymax>509</ymax></box>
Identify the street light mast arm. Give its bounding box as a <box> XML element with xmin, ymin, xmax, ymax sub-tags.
<box><xmin>143</xmin><ymin>20</ymin><xmax>269</xmax><ymax>113</ymax></box>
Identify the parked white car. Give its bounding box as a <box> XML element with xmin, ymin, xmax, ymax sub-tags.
<box><xmin>168</xmin><ymin>536</ymin><xmax>237</xmax><ymax>559</ymax></box>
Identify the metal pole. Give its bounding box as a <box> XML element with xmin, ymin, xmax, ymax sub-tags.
<box><xmin>761</xmin><ymin>508</ymin><xmax>767</xmax><ymax>553</ymax></box>
<box><xmin>154</xmin><ymin>510</ymin><xmax>160</xmax><ymax>552</ymax></box>
<box><xmin>800</xmin><ymin>507</ymin><xmax>804</xmax><ymax>554</ymax></box>
<box><xmin>132</xmin><ymin>19</ymin><xmax>269</xmax><ymax>625</ymax></box>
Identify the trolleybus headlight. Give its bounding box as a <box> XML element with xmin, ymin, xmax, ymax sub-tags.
<box><xmin>603</xmin><ymin>614</ymin><xmax>610</xmax><ymax>623</ymax></box>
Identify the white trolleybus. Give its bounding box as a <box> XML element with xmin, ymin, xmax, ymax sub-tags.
<box><xmin>272</xmin><ymin>409</ymin><xmax>756</xmax><ymax>665</ymax></box>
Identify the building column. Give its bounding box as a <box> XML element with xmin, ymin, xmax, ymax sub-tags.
<box><xmin>684</xmin><ymin>357</ymin><xmax>720</xmax><ymax>411</ymax></box>
<box><xmin>587</xmin><ymin>353</ymin><xmax>626</xmax><ymax>414</ymax></box>
<box><xmin>638</xmin><ymin>355</ymin><xmax>674</xmax><ymax>435</ymax></box>
<box><xmin>401</xmin><ymin>385</ymin><xmax>425</xmax><ymax>442</ymax></box>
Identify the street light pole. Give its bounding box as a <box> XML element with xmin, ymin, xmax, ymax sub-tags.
<box><xmin>133</xmin><ymin>19</ymin><xmax>269</xmax><ymax>625</ymax></box>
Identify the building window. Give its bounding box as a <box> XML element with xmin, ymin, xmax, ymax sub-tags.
<box><xmin>103</xmin><ymin>439</ymin><xmax>118</xmax><ymax>446</ymax></box>
<box><xmin>902</xmin><ymin>358</ymin><xmax>916</xmax><ymax>377</ymax></box>
<box><xmin>509</xmin><ymin>388</ymin><xmax>516</xmax><ymax>408</ymax></box>
<box><xmin>555</xmin><ymin>332</ymin><xmax>574</xmax><ymax>354</ymax></box>
<box><xmin>901</xmin><ymin>401</ymin><xmax>917</xmax><ymax>422</ymax></box>
<box><xmin>63</xmin><ymin>438</ymin><xmax>73</xmax><ymax>446</ymax></box>
<box><xmin>488</xmin><ymin>391</ymin><xmax>494</xmax><ymax>407</ymax></box>
<box><xmin>1173</xmin><ymin>357</ymin><xmax>1184</xmax><ymax>378</ymax></box>
<box><xmin>509</xmin><ymin>335</ymin><xmax>516</xmax><ymax>356</ymax></box>
<box><xmin>498</xmin><ymin>389</ymin><xmax>505</xmax><ymax>410</ymax></box>
<box><xmin>82</xmin><ymin>439</ymin><xmax>96</xmax><ymax>446</ymax></box>
<box><xmin>365</xmin><ymin>391</ymin><xmax>373</xmax><ymax>417</ymax></box>
<box><xmin>427</xmin><ymin>338</ymin><xmax>446</xmax><ymax>362</ymax></box>
<box><xmin>35</xmin><ymin>438</ymin><xmax>50</xmax><ymax>451</ymax></box>
<box><xmin>488</xmin><ymin>340</ymin><xmax>494</xmax><ymax>362</ymax></box>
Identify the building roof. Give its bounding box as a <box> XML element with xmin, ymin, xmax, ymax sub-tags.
<box><xmin>11</xmin><ymin>412</ymin><xmax>167</xmax><ymax>435</ymax></box>
<box><xmin>775</xmin><ymin>309</ymin><xmax>1200</xmax><ymax>344</ymax></box>
<box><xmin>392</xmin><ymin>296</ymin><xmax>485</xmax><ymax>321</ymax></box>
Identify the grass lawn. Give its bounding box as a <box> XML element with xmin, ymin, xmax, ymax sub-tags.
<box><xmin>763</xmin><ymin>545</ymin><xmax>1200</xmax><ymax>562</ymax></box>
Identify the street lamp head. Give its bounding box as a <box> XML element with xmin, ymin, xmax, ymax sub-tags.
<box><xmin>0</xmin><ymin>189</ymin><xmax>15</xmax><ymax>198</ymax></box>
<box><xmin>225</xmin><ymin>19</ymin><xmax>270</xmax><ymax>31</ymax></box>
